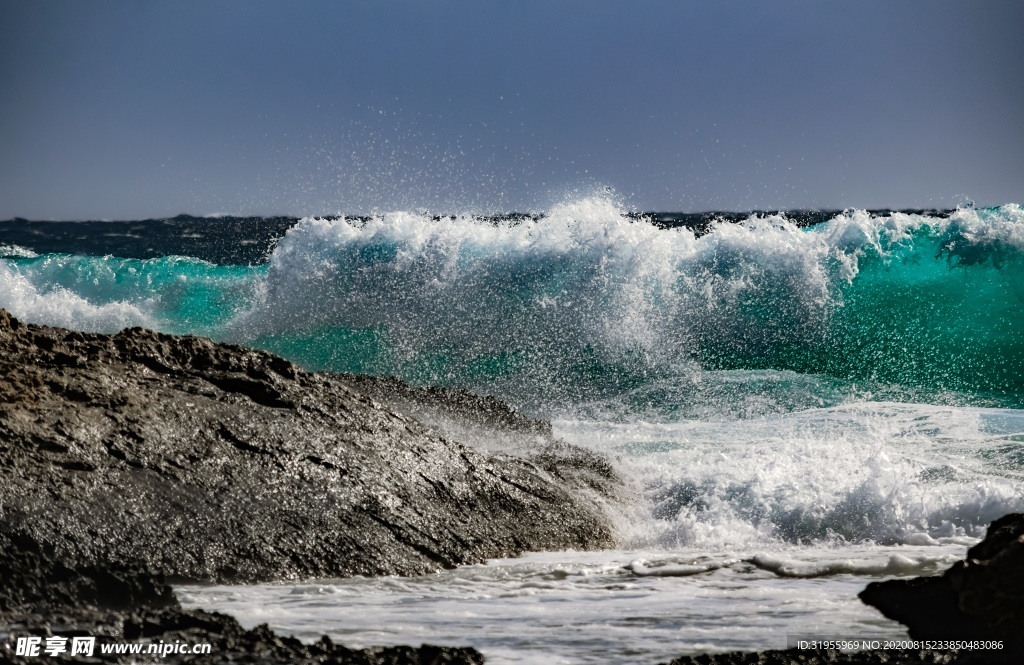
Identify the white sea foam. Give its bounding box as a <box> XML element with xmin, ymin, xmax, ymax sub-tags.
<box><xmin>625</xmin><ymin>557</ymin><xmax>738</xmax><ymax>577</ymax></box>
<box><xmin>556</xmin><ymin>400</ymin><xmax>1024</xmax><ymax>550</ymax></box>
<box><xmin>233</xmin><ymin>196</ymin><xmax>702</xmax><ymax>363</ymax></box>
<box><xmin>0</xmin><ymin>244</ymin><xmax>38</xmax><ymax>258</ymax></box>
<box><xmin>0</xmin><ymin>260</ymin><xmax>153</xmax><ymax>332</ymax></box>
<box><xmin>178</xmin><ymin>544</ymin><xmax>966</xmax><ymax>664</ymax></box>
<box><xmin>235</xmin><ymin>196</ymin><xmax>849</xmax><ymax>363</ymax></box>
<box><xmin>748</xmin><ymin>552</ymin><xmax>960</xmax><ymax>578</ymax></box>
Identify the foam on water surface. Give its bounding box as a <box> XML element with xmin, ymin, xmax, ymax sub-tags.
<box><xmin>177</xmin><ymin>544</ymin><xmax>967</xmax><ymax>665</ymax></box>
<box><xmin>557</xmin><ymin>400</ymin><xmax>1024</xmax><ymax>549</ymax></box>
<box><xmin>0</xmin><ymin>244</ymin><xmax>38</xmax><ymax>259</ymax></box>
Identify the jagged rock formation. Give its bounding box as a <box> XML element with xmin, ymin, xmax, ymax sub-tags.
<box><xmin>0</xmin><ymin>309</ymin><xmax>615</xmax><ymax>584</ymax></box>
<box><xmin>0</xmin><ymin>309</ymin><xmax>627</xmax><ymax>662</ymax></box>
<box><xmin>337</xmin><ymin>374</ymin><xmax>553</xmax><ymax>439</ymax></box>
<box><xmin>0</xmin><ymin>533</ymin><xmax>482</xmax><ymax>663</ymax></box>
<box><xmin>340</xmin><ymin>373</ymin><xmax>623</xmax><ymax>501</ymax></box>
<box><xmin>859</xmin><ymin>513</ymin><xmax>1024</xmax><ymax>662</ymax></box>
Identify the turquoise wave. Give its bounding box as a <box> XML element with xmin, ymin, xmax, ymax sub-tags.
<box><xmin>0</xmin><ymin>252</ymin><xmax>261</xmax><ymax>336</ymax></box>
<box><xmin>700</xmin><ymin>226</ymin><xmax>1024</xmax><ymax>399</ymax></box>
<box><xmin>2</xmin><ymin>203</ymin><xmax>1022</xmax><ymax>410</ymax></box>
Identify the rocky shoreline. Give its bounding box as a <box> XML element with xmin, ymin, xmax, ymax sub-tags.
<box><xmin>3</xmin><ymin>309</ymin><xmax>1023</xmax><ymax>664</ymax></box>
<box><xmin>1</xmin><ymin>542</ymin><xmax>483</xmax><ymax>664</ymax></box>
<box><xmin>0</xmin><ymin>309</ymin><xmax>617</xmax><ymax>583</ymax></box>
<box><xmin>0</xmin><ymin>310</ymin><xmax>615</xmax><ymax>662</ymax></box>
<box><xmin>857</xmin><ymin>513</ymin><xmax>1024</xmax><ymax>663</ymax></box>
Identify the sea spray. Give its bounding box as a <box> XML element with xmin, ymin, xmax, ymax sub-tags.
<box><xmin>2</xmin><ymin>199</ymin><xmax>1024</xmax><ymax>549</ymax></box>
<box><xmin>556</xmin><ymin>401</ymin><xmax>1024</xmax><ymax>548</ymax></box>
<box><xmin>3</xmin><ymin>200</ymin><xmax>1022</xmax><ymax>405</ymax></box>
<box><xmin>235</xmin><ymin>200</ymin><xmax>1024</xmax><ymax>405</ymax></box>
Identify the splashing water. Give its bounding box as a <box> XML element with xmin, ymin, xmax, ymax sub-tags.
<box><xmin>6</xmin><ymin>197</ymin><xmax>1024</xmax><ymax>660</ymax></box>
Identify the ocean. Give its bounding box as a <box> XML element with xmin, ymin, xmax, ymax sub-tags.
<box><xmin>3</xmin><ymin>197</ymin><xmax>1023</xmax><ymax>664</ymax></box>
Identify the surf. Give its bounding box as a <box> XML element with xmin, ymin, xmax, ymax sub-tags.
<box><xmin>3</xmin><ymin>199</ymin><xmax>1023</xmax><ymax>409</ymax></box>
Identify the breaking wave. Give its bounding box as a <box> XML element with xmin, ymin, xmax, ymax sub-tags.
<box><xmin>3</xmin><ymin>197</ymin><xmax>1023</xmax><ymax>548</ymax></box>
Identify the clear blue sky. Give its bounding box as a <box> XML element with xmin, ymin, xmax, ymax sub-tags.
<box><xmin>2</xmin><ymin>1</ymin><xmax>1022</xmax><ymax>218</ymax></box>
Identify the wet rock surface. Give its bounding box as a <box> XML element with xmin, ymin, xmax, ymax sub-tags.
<box><xmin>859</xmin><ymin>513</ymin><xmax>1024</xmax><ymax>662</ymax></box>
<box><xmin>0</xmin><ymin>487</ymin><xmax>484</xmax><ymax>664</ymax></box>
<box><xmin>4</xmin><ymin>610</ymin><xmax>483</xmax><ymax>664</ymax></box>
<box><xmin>340</xmin><ymin>373</ymin><xmax>624</xmax><ymax>502</ymax></box>
<box><xmin>339</xmin><ymin>374</ymin><xmax>552</xmax><ymax>440</ymax></box>
<box><xmin>0</xmin><ymin>309</ymin><xmax>614</xmax><ymax>584</ymax></box>
<box><xmin>0</xmin><ymin>309</ymin><xmax>621</xmax><ymax>662</ymax></box>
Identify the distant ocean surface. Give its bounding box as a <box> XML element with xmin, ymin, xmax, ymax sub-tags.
<box><xmin>4</xmin><ymin>198</ymin><xmax>1024</xmax><ymax>664</ymax></box>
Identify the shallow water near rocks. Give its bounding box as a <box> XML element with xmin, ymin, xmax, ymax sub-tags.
<box><xmin>179</xmin><ymin>393</ymin><xmax>1009</xmax><ymax>664</ymax></box>
<box><xmin>178</xmin><ymin>544</ymin><xmax>967</xmax><ymax>665</ymax></box>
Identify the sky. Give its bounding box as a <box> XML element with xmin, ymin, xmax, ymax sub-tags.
<box><xmin>1</xmin><ymin>1</ymin><xmax>1023</xmax><ymax>219</ymax></box>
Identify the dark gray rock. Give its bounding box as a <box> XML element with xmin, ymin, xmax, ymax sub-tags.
<box><xmin>0</xmin><ymin>524</ymin><xmax>484</xmax><ymax>663</ymax></box>
<box><xmin>0</xmin><ymin>543</ymin><xmax>483</xmax><ymax>664</ymax></box>
<box><xmin>338</xmin><ymin>373</ymin><xmax>552</xmax><ymax>439</ymax></box>
<box><xmin>0</xmin><ymin>309</ymin><xmax>626</xmax><ymax>662</ymax></box>
<box><xmin>340</xmin><ymin>373</ymin><xmax>623</xmax><ymax>501</ymax></box>
<box><xmin>0</xmin><ymin>309</ymin><xmax>615</xmax><ymax>585</ymax></box>
<box><xmin>859</xmin><ymin>513</ymin><xmax>1024</xmax><ymax>662</ymax></box>
<box><xmin>0</xmin><ymin>528</ymin><xmax>177</xmax><ymax>616</ymax></box>
<box><xmin>4</xmin><ymin>610</ymin><xmax>483</xmax><ymax>664</ymax></box>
